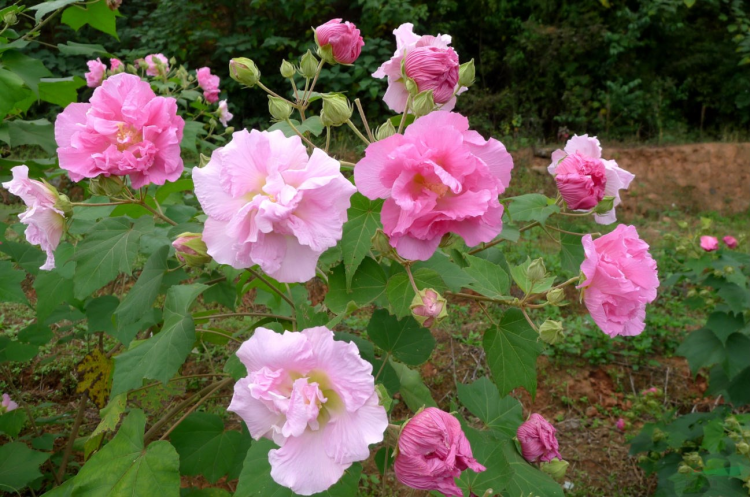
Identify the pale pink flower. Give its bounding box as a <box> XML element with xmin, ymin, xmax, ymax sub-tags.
<box><xmin>1</xmin><ymin>394</ymin><xmax>18</xmax><ymax>413</ymax></box>
<box><xmin>373</xmin><ymin>23</ymin><xmax>464</xmax><ymax>113</ymax></box>
<box><xmin>144</xmin><ymin>53</ymin><xmax>169</xmax><ymax>77</ymax></box>
<box><xmin>642</xmin><ymin>387</ymin><xmax>659</xmax><ymax>395</ymax></box>
<box><xmin>394</xmin><ymin>407</ymin><xmax>485</xmax><ymax>497</ymax></box>
<box><xmin>85</xmin><ymin>58</ymin><xmax>107</xmax><ymax>88</ymax></box>
<box><xmin>193</xmin><ymin>129</ymin><xmax>355</xmax><ymax>283</ymax></box>
<box><xmin>700</xmin><ymin>236</ymin><xmax>719</xmax><ymax>252</ymax></box>
<box><xmin>548</xmin><ymin>135</ymin><xmax>634</xmax><ymax>224</ymax></box>
<box><xmin>217</xmin><ymin>100</ymin><xmax>233</xmax><ymax>127</ymax></box>
<box><xmin>552</xmin><ymin>152</ymin><xmax>607</xmax><ymax>210</ymax></box>
<box><xmin>404</xmin><ymin>46</ymin><xmax>460</xmax><ymax>105</ymax></box>
<box><xmin>354</xmin><ymin>112</ymin><xmax>513</xmax><ymax>261</ymax></box>
<box><xmin>579</xmin><ymin>225</ymin><xmax>659</xmax><ymax>337</ymax></box>
<box><xmin>1</xmin><ymin>166</ymin><xmax>64</xmax><ymax>271</ymax></box>
<box><xmin>228</xmin><ymin>327</ymin><xmax>388</xmax><ymax>495</ymax></box>
<box><xmin>196</xmin><ymin>67</ymin><xmax>220</xmax><ymax>103</ymax></box>
<box><xmin>110</xmin><ymin>58</ymin><xmax>123</xmax><ymax>72</ymax></box>
<box><xmin>723</xmin><ymin>236</ymin><xmax>738</xmax><ymax>249</ymax></box>
<box><xmin>55</xmin><ymin>73</ymin><xmax>185</xmax><ymax>189</ymax></box>
<box><xmin>517</xmin><ymin>413</ymin><xmax>562</xmax><ymax>463</ymax></box>
<box><xmin>616</xmin><ymin>418</ymin><xmax>626</xmax><ymax>432</ymax></box>
<box><xmin>315</xmin><ymin>19</ymin><xmax>364</xmax><ymax>65</ymax></box>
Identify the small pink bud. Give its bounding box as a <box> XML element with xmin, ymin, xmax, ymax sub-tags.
<box><xmin>642</xmin><ymin>387</ymin><xmax>659</xmax><ymax>395</ymax></box>
<box><xmin>85</xmin><ymin>58</ymin><xmax>107</xmax><ymax>88</ymax></box>
<box><xmin>109</xmin><ymin>58</ymin><xmax>123</xmax><ymax>73</ymax></box>
<box><xmin>172</xmin><ymin>233</ymin><xmax>210</xmax><ymax>267</ymax></box>
<box><xmin>553</xmin><ymin>152</ymin><xmax>607</xmax><ymax>210</ymax></box>
<box><xmin>403</xmin><ymin>46</ymin><xmax>459</xmax><ymax>104</ymax></box>
<box><xmin>616</xmin><ymin>418</ymin><xmax>626</xmax><ymax>432</ymax></box>
<box><xmin>410</xmin><ymin>288</ymin><xmax>447</xmax><ymax>328</ymax></box>
<box><xmin>723</xmin><ymin>236</ymin><xmax>738</xmax><ymax>249</ymax></box>
<box><xmin>517</xmin><ymin>413</ymin><xmax>562</xmax><ymax>463</ymax></box>
<box><xmin>1</xmin><ymin>393</ymin><xmax>18</xmax><ymax>413</ymax></box>
<box><xmin>196</xmin><ymin>67</ymin><xmax>221</xmax><ymax>104</ymax></box>
<box><xmin>144</xmin><ymin>53</ymin><xmax>169</xmax><ymax>77</ymax></box>
<box><xmin>700</xmin><ymin>236</ymin><xmax>719</xmax><ymax>252</ymax></box>
<box><xmin>314</xmin><ymin>18</ymin><xmax>364</xmax><ymax>65</ymax></box>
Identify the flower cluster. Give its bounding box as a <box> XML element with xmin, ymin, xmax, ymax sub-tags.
<box><xmin>701</xmin><ymin>235</ymin><xmax>738</xmax><ymax>251</ymax></box>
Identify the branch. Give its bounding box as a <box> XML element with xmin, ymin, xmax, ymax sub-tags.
<box><xmin>247</xmin><ymin>268</ymin><xmax>295</xmax><ymax>309</ymax></box>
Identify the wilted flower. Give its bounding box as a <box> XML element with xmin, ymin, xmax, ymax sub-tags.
<box><xmin>517</xmin><ymin>413</ymin><xmax>562</xmax><ymax>463</ymax></box>
<box><xmin>85</xmin><ymin>58</ymin><xmax>107</xmax><ymax>88</ymax></box>
<box><xmin>700</xmin><ymin>236</ymin><xmax>719</xmax><ymax>252</ymax></box>
<box><xmin>315</xmin><ymin>19</ymin><xmax>364</xmax><ymax>65</ymax></box>
<box><xmin>217</xmin><ymin>100</ymin><xmax>233</xmax><ymax>127</ymax></box>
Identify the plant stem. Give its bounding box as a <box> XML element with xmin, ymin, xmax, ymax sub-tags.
<box><xmin>22</xmin><ymin>6</ymin><xmax>63</xmax><ymax>41</ymax></box>
<box><xmin>397</xmin><ymin>97</ymin><xmax>411</xmax><ymax>135</ymax></box>
<box><xmin>200</xmin><ymin>312</ymin><xmax>295</xmax><ymax>322</ymax></box>
<box><xmin>71</xmin><ymin>201</ymin><xmax>129</xmax><ymax>207</ymax></box>
<box><xmin>247</xmin><ymin>268</ymin><xmax>296</xmax><ymax>309</ymax></box>
<box><xmin>285</xmin><ymin>119</ymin><xmax>318</xmax><ymax>149</ymax></box>
<box><xmin>346</xmin><ymin>119</ymin><xmax>371</xmax><ymax>145</ymax></box>
<box><xmin>404</xmin><ymin>263</ymin><xmax>420</xmax><ymax>295</ymax></box>
<box><xmin>196</xmin><ymin>329</ymin><xmax>242</xmax><ymax>343</ymax></box>
<box><xmin>158</xmin><ymin>378</ymin><xmax>232</xmax><ymax>441</ymax></box>
<box><xmin>544</xmin><ymin>224</ymin><xmax>586</xmax><ymax>236</ymax></box>
<box><xmin>325</xmin><ymin>126</ymin><xmax>331</xmax><ymax>153</ymax></box>
<box><xmin>57</xmin><ymin>394</ymin><xmax>87</xmax><ymax>481</ymax></box>
<box><xmin>354</xmin><ymin>99</ymin><xmax>375</xmax><ymax>142</ymax></box>
<box><xmin>303</xmin><ymin>61</ymin><xmax>325</xmax><ymax>105</ymax></box>
<box><xmin>467</xmin><ymin>221</ymin><xmax>540</xmax><ymax>255</ymax></box>
<box><xmin>138</xmin><ymin>201</ymin><xmax>177</xmax><ymax>226</ymax></box>
<box><xmin>257</xmin><ymin>81</ymin><xmax>293</xmax><ymax>104</ymax></box>
<box><xmin>374</xmin><ymin>353</ymin><xmax>391</xmax><ymax>382</ymax></box>
<box><xmin>521</xmin><ymin>307</ymin><xmax>538</xmax><ymax>332</ymax></box>
<box><xmin>339</xmin><ymin>160</ymin><xmax>356</xmax><ymax>169</ymax></box>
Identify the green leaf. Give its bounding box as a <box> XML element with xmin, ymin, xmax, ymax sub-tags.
<box><xmin>267</xmin><ymin>116</ymin><xmax>324</xmax><ymax>138</ymax></box>
<box><xmin>61</xmin><ymin>0</ymin><xmax>119</xmax><ymax>39</ymax></box>
<box><xmin>34</xmin><ymin>268</ymin><xmax>75</xmax><ymax>321</ymax></box>
<box><xmin>0</xmin><ymin>239</ymin><xmax>46</xmax><ymax>274</ymax></box>
<box><xmin>509</xmin><ymin>257</ymin><xmax>555</xmax><ymax>294</ymax></box>
<box><xmin>156</xmin><ymin>178</ymin><xmax>194</xmax><ymax>204</ymax></box>
<box><xmin>463</xmin><ymin>254</ymin><xmax>510</xmax><ymax>299</ymax></box>
<box><xmin>170</xmin><ymin>413</ymin><xmax>244</xmax><ymax>484</ymax></box>
<box><xmin>0</xmin><ymin>68</ymin><xmax>32</xmax><ymax>119</ymax></box>
<box><xmin>89</xmin><ymin>393</ymin><xmax>127</xmax><ymax>440</ymax></box>
<box><xmin>457</xmin><ymin>377</ymin><xmax>523</xmax><ymax>439</ymax></box>
<box><xmin>684</xmin><ymin>0</ymin><xmax>696</xmax><ymax>7</ymax></box>
<box><xmin>456</xmin><ymin>428</ymin><xmax>513</xmax><ymax>496</ymax></box>
<box><xmin>324</xmin><ymin>258</ymin><xmax>387</xmax><ymax>314</ymax></box>
<box><xmin>389</xmin><ymin>359</ymin><xmax>437</xmax><ymax>412</ymax></box>
<box><xmin>111</xmin><ymin>284</ymin><xmax>207</xmax><ymax>396</ymax></box>
<box><xmin>223</xmin><ymin>354</ymin><xmax>247</xmax><ymax>381</ymax></box>
<box><xmin>367</xmin><ymin>309</ymin><xmax>435</xmax><ymax>365</ymax></box>
<box><xmin>38</xmin><ymin>77</ymin><xmax>86</xmax><ymax>107</ymax></box>
<box><xmin>0</xmin><ymin>50</ymin><xmax>52</xmax><ymax>95</ymax></box>
<box><xmin>85</xmin><ymin>296</ymin><xmax>118</xmax><ymax>335</ymax></box>
<box><xmin>0</xmin><ymin>409</ymin><xmax>27</xmax><ymax>438</ymax></box>
<box><xmin>723</xmin><ymin>333</ymin><xmax>750</xmax><ymax>379</ymax></box>
<box><xmin>413</xmin><ymin>252</ymin><xmax>474</xmax><ymax>293</ymax></box>
<box><xmin>560</xmin><ymin>231</ymin><xmax>585</xmax><ymax>275</ymax></box>
<box><xmin>5</xmin><ymin>119</ymin><xmax>57</xmax><ymax>155</ymax></box>
<box><xmin>502</xmin><ymin>439</ymin><xmax>564</xmax><ymax>497</ymax></box>
<box><xmin>727</xmin><ymin>366</ymin><xmax>750</xmax><ymax>405</ymax></box>
<box><xmin>18</xmin><ymin>323</ymin><xmax>53</xmax><ymax>346</ymax></box>
<box><xmin>483</xmin><ymin>309</ymin><xmax>543</xmax><ymax>397</ymax></box>
<box><xmin>28</xmin><ymin>0</ymin><xmax>81</xmax><ymax>21</ymax></box>
<box><xmin>341</xmin><ymin>193</ymin><xmax>382</xmax><ymax>290</ymax></box>
<box><xmin>0</xmin><ymin>442</ymin><xmax>50</xmax><ymax>493</ymax></box>
<box><xmin>677</xmin><ymin>327</ymin><xmax>725</xmax><ymax>376</ymax></box>
<box><xmin>507</xmin><ymin>194</ymin><xmax>559</xmax><ymax>224</ymax></box>
<box><xmin>67</xmin><ymin>409</ymin><xmax>180</xmax><ymax>496</ymax></box>
<box><xmin>71</xmin><ymin>217</ymin><xmax>149</xmax><ymax>299</ymax></box>
<box><xmin>0</xmin><ymin>336</ymin><xmax>38</xmax><ymax>363</ymax></box>
<box><xmin>386</xmin><ymin>268</ymin><xmax>445</xmax><ymax>319</ymax></box>
<box><xmin>181</xmin><ymin>121</ymin><xmax>207</xmax><ymax>152</ymax></box>
<box><xmin>0</xmin><ymin>260</ymin><xmax>28</xmax><ymax>304</ymax></box>
<box><xmin>56</xmin><ymin>41</ymin><xmax>113</xmax><ymax>57</ymax></box>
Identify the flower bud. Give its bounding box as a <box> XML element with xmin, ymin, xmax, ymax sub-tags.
<box><xmin>539</xmin><ymin>320</ymin><xmax>564</xmax><ymax>345</ymax></box>
<box><xmin>526</xmin><ymin>258</ymin><xmax>547</xmax><ymax>283</ymax></box>
<box><xmin>517</xmin><ymin>413</ymin><xmax>562</xmax><ymax>463</ymax></box>
<box><xmin>372</xmin><ymin>229</ymin><xmax>393</xmax><ymax>255</ymax></box>
<box><xmin>458</xmin><ymin>59</ymin><xmax>475</xmax><ymax>88</ymax></box>
<box><xmin>546</xmin><ymin>288</ymin><xmax>565</xmax><ymax>305</ymax></box>
<box><xmin>540</xmin><ymin>458</ymin><xmax>569</xmax><ymax>482</ymax></box>
<box><xmin>280</xmin><ymin>60</ymin><xmax>296</xmax><ymax>79</ymax></box>
<box><xmin>652</xmin><ymin>428</ymin><xmax>666</xmax><ymax>442</ymax></box>
<box><xmin>678</xmin><ymin>464</ymin><xmax>693</xmax><ymax>475</ymax></box>
<box><xmin>268</xmin><ymin>96</ymin><xmax>293</xmax><ymax>121</ymax></box>
<box><xmin>89</xmin><ymin>176</ymin><xmax>124</xmax><ymax>197</ymax></box>
<box><xmin>410</xmin><ymin>288</ymin><xmax>448</xmax><ymax>328</ymax></box>
<box><xmin>172</xmin><ymin>233</ymin><xmax>211</xmax><ymax>267</ymax></box>
<box><xmin>320</xmin><ymin>93</ymin><xmax>353</xmax><ymax>127</ymax></box>
<box><xmin>724</xmin><ymin>416</ymin><xmax>740</xmax><ymax>429</ymax></box>
<box><xmin>229</xmin><ymin>58</ymin><xmax>260</xmax><ymax>87</ymax></box>
<box><xmin>106</xmin><ymin>0</ymin><xmax>122</xmax><ymax>10</ymax></box>
<box><xmin>684</xmin><ymin>452</ymin><xmax>703</xmax><ymax>468</ymax></box>
<box><xmin>224</xmin><ymin>126</ymin><xmax>235</xmax><ymax>135</ymax></box>
<box><xmin>375</xmin><ymin>120</ymin><xmax>397</xmax><ymax>140</ymax></box>
<box><xmin>737</xmin><ymin>442</ymin><xmax>750</xmax><ymax>455</ymax></box>
<box><xmin>3</xmin><ymin>12</ymin><xmax>18</xmax><ymax>26</ymax></box>
<box><xmin>126</xmin><ymin>64</ymin><xmax>138</xmax><ymax>74</ymax></box>
<box><xmin>1</xmin><ymin>393</ymin><xmax>18</xmax><ymax>413</ymax></box>
<box><xmin>54</xmin><ymin>193</ymin><xmax>73</xmax><ymax>217</ymax></box>
<box><xmin>198</xmin><ymin>153</ymin><xmax>211</xmax><ymax>168</ymax></box>
<box><xmin>299</xmin><ymin>50</ymin><xmax>319</xmax><ymax>79</ymax></box>
<box><xmin>616</xmin><ymin>418</ymin><xmax>626</xmax><ymax>432</ymax></box>
<box><xmin>411</xmin><ymin>89</ymin><xmax>435</xmax><ymax>117</ymax></box>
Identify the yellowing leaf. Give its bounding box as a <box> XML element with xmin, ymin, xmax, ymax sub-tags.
<box><xmin>76</xmin><ymin>349</ymin><xmax>113</xmax><ymax>409</ymax></box>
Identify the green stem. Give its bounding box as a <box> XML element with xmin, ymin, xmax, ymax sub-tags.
<box><xmin>138</xmin><ymin>201</ymin><xmax>177</xmax><ymax>226</ymax></box>
<box><xmin>397</xmin><ymin>97</ymin><xmax>412</xmax><ymax>135</ymax></box>
<box><xmin>71</xmin><ymin>201</ymin><xmax>129</xmax><ymax>207</ymax></box>
<box><xmin>247</xmin><ymin>268</ymin><xmax>296</xmax><ymax>309</ymax></box>
<box><xmin>346</xmin><ymin>119</ymin><xmax>371</xmax><ymax>146</ymax></box>
<box><xmin>354</xmin><ymin>98</ymin><xmax>375</xmax><ymax>142</ymax></box>
<box><xmin>325</xmin><ymin>126</ymin><xmax>331</xmax><ymax>153</ymax></box>
<box><xmin>339</xmin><ymin>160</ymin><xmax>356</xmax><ymax>169</ymax></box>
<box><xmin>303</xmin><ymin>60</ymin><xmax>325</xmax><ymax>106</ymax></box>
<box><xmin>285</xmin><ymin>119</ymin><xmax>318</xmax><ymax>149</ymax></box>
<box><xmin>200</xmin><ymin>312</ymin><xmax>295</xmax><ymax>322</ymax></box>
<box><xmin>158</xmin><ymin>378</ymin><xmax>233</xmax><ymax>441</ymax></box>
<box><xmin>257</xmin><ymin>81</ymin><xmax>293</xmax><ymax>105</ymax></box>
<box><xmin>467</xmin><ymin>221</ymin><xmax>540</xmax><ymax>255</ymax></box>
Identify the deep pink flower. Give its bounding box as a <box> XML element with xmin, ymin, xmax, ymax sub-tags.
<box><xmin>642</xmin><ymin>387</ymin><xmax>659</xmax><ymax>395</ymax></box>
<box><xmin>217</xmin><ymin>100</ymin><xmax>233</xmax><ymax>127</ymax></box>
<box><xmin>616</xmin><ymin>418</ymin><xmax>625</xmax><ymax>432</ymax></box>
<box><xmin>579</xmin><ymin>225</ymin><xmax>659</xmax><ymax>337</ymax></box>
<box><xmin>315</xmin><ymin>19</ymin><xmax>364</xmax><ymax>65</ymax></box>
<box><xmin>196</xmin><ymin>67</ymin><xmax>221</xmax><ymax>103</ymax></box>
<box><xmin>110</xmin><ymin>58</ymin><xmax>123</xmax><ymax>72</ymax></box>
<box><xmin>517</xmin><ymin>413</ymin><xmax>562</xmax><ymax>463</ymax></box>
<box><xmin>404</xmin><ymin>46</ymin><xmax>460</xmax><ymax>104</ymax></box>
<box><xmin>700</xmin><ymin>236</ymin><xmax>719</xmax><ymax>252</ymax></box>
<box><xmin>228</xmin><ymin>327</ymin><xmax>387</xmax><ymax>495</ymax></box>
<box><xmin>144</xmin><ymin>53</ymin><xmax>169</xmax><ymax>77</ymax></box>
<box><xmin>548</xmin><ymin>135</ymin><xmax>634</xmax><ymax>224</ymax></box>
<box><xmin>373</xmin><ymin>23</ymin><xmax>464</xmax><ymax>113</ymax></box>
<box><xmin>552</xmin><ymin>151</ymin><xmax>607</xmax><ymax>210</ymax></box>
<box><xmin>55</xmin><ymin>73</ymin><xmax>185</xmax><ymax>189</ymax></box>
<box><xmin>1</xmin><ymin>394</ymin><xmax>18</xmax><ymax>413</ymax></box>
<box><xmin>723</xmin><ymin>236</ymin><xmax>738</xmax><ymax>249</ymax></box>
<box><xmin>85</xmin><ymin>58</ymin><xmax>106</xmax><ymax>88</ymax></box>
<box><xmin>1</xmin><ymin>166</ymin><xmax>64</xmax><ymax>271</ymax></box>
<box><xmin>355</xmin><ymin>112</ymin><xmax>513</xmax><ymax>261</ymax></box>
<box><xmin>394</xmin><ymin>407</ymin><xmax>485</xmax><ymax>497</ymax></box>
<box><xmin>193</xmin><ymin>129</ymin><xmax>356</xmax><ymax>283</ymax></box>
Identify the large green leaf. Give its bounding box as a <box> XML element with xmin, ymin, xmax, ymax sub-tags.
<box><xmin>367</xmin><ymin>309</ymin><xmax>435</xmax><ymax>365</ymax></box>
<box><xmin>0</xmin><ymin>67</ymin><xmax>32</xmax><ymax>119</ymax></box>
<box><xmin>559</xmin><ymin>230</ymin><xmax>585</xmax><ymax>275</ymax></box>
<box><xmin>0</xmin><ymin>50</ymin><xmax>52</xmax><ymax>95</ymax></box>
<box><xmin>38</xmin><ymin>77</ymin><xmax>86</xmax><ymax>107</ymax></box>
<box><xmin>502</xmin><ymin>439</ymin><xmax>564</xmax><ymax>497</ymax></box>
<box><xmin>0</xmin><ymin>409</ymin><xmax>27</xmax><ymax>438</ymax></box>
<box><xmin>457</xmin><ymin>377</ymin><xmax>523</xmax><ymax>439</ymax></box>
<box><xmin>509</xmin><ymin>257</ymin><xmax>556</xmax><ymax>295</ymax></box>
<box><xmin>483</xmin><ymin>309</ymin><xmax>543</xmax><ymax>397</ymax></box>
<box><xmin>28</xmin><ymin>0</ymin><xmax>81</xmax><ymax>21</ymax></box>
<box><xmin>0</xmin><ymin>239</ymin><xmax>46</xmax><ymax>274</ymax></box>
<box><xmin>68</xmin><ymin>409</ymin><xmax>180</xmax><ymax>496</ymax></box>
<box><xmin>0</xmin><ymin>260</ymin><xmax>28</xmax><ymax>304</ymax></box>
<box><xmin>170</xmin><ymin>413</ymin><xmax>244</xmax><ymax>484</ymax></box>
<box><xmin>677</xmin><ymin>327</ymin><xmax>725</xmax><ymax>376</ymax></box>
<box><xmin>341</xmin><ymin>193</ymin><xmax>382</xmax><ymax>290</ymax></box>
<box><xmin>34</xmin><ymin>258</ymin><xmax>75</xmax><ymax>321</ymax></box>
<box><xmin>85</xmin><ymin>296</ymin><xmax>118</xmax><ymax>335</ymax></box>
<box><xmin>0</xmin><ymin>442</ymin><xmax>50</xmax><ymax>493</ymax></box>
<box><xmin>413</xmin><ymin>251</ymin><xmax>474</xmax><ymax>293</ymax></box>
<box><xmin>456</xmin><ymin>428</ymin><xmax>513</xmax><ymax>496</ymax></box>
<box><xmin>389</xmin><ymin>359</ymin><xmax>437</xmax><ymax>412</ymax></box>
<box><xmin>507</xmin><ymin>194</ymin><xmax>559</xmax><ymax>224</ymax></box>
<box><xmin>5</xmin><ymin>119</ymin><xmax>57</xmax><ymax>155</ymax></box>
<box><xmin>56</xmin><ymin>41</ymin><xmax>113</xmax><ymax>57</ymax></box>
<box><xmin>111</xmin><ymin>284</ymin><xmax>207</xmax><ymax>396</ymax></box>
<box><xmin>61</xmin><ymin>0</ymin><xmax>119</xmax><ymax>38</ymax></box>
<box><xmin>0</xmin><ymin>336</ymin><xmax>38</xmax><ymax>363</ymax></box>
<box><xmin>385</xmin><ymin>267</ymin><xmax>446</xmax><ymax>318</ymax></box>
<box><xmin>463</xmin><ymin>254</ymin><xmax>510</xmax><ymax>299</ymax></box>
<box><xmin>324</xmin><ymin>258</ymin><xmax>387</xmax><ymax>314</ymax></box>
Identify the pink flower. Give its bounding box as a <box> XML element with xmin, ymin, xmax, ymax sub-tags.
<box><xmin>552</xmin><ymin>152</ymin><xmax>607</xmax><ymax>210</ymax></box>
<box><xmin>354</xmin><ymin>112</ymin><xmax>513</xmax><ymax>261</ymax></box>
<box><xmin>394</xmin><ymin>408</ymin><xmax>485</xmax><ymax>497</ymax></box>
<box><xmin>2</xmin><ymin>394</ymin><xmax>19</xmax><ymax>413</ymax></box>
<box><xmin>55</xmin><ymin>73</ymin><xmax>185</xmax><ymax>189</ymax></box>
<box><xmin>548</xmin><ymin>135</ymin><xmax>634</xmax><ymax>224</ymax></box>
<box><xmin>723</xmin><ymin>236</ymin><xmax>738</xmax><ymax>249</ymax></box>
<box><xmin>85</xmin><ymin>58</ymin><xmax>106</xmax><ymax>88</ymax></box>
<box><xmin>700</xmin><ymin>236</ymin><xmax>719</xmax><ymax>252</ymax></box>
<box><xmin>404</xmin><ymin>46</ymin><xmax>460</xmax><ymax>105</ymax></box>
<box><xmin>217</xmin><ymin>100</ymin><xmax>233</xmax><ymax>127</ymax></box>
<box><xmin>517</xmin><ymin>413</ymin><xmax>562</xmax><ymax>463</ymax></box>
<box><xmin>110</xmin><ymin>58</ymin><xmax>123</xmax><ymax>72</ymax></box>
<box><xmin>579</xmin><ymin>225</ymin><xmax>659</xmax><ymax>337</ymax></box>
<box><xmin>373</xmin><ymin>23</ymin><xmax>464</xmax><ymax>113</ymax></box>
<box><xmin>144</xmin><ymin>53</ymin><xmax>169</xmax><ymax>77</ymax></box>
<box><xmin>196</xmin><ymin>67</ymin><xmax>221</xmax><ymax>104</ymax></box>
<box><xmin>193</xmin><ymin>129</ymin><xmax>356</xmax><ymax>283</ymax></box>
<box><xmin>642</xmin><ymin>387</ymin><xmax>659</xmax><ymax>395</ymax></box>
<box><xmin>411</xmin><ymin>289</ymin><xmax>447</xmax><ymax>328</ymax></box>
<box><xmin>2</xmin><ymin>166</ymin><xmax>65</xmax><ymax>271</ymax></box>
<box><xmin>315</xmin><ymin>19</ymin><xmax>364</xmax><ymax>65</ymax></box>
<box><xmin>616</xmin><ymin>418</ymin><xmax>625</xmax><ymax>432</ymax></box>
<box><xmin>228</xmin><ymin>327</ymin><xmax>388</xmax><ymax>495</ymax></box>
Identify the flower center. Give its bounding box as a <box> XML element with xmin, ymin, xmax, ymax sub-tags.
<box><xmin>115</xmin><ymin>123</ymin><xmax>143</xmax><ymax>151</ymax></box>
<box><xmin>414</xmin><ymin>174</ymin><xmax>449</xmax><ymax>198</ymax></box>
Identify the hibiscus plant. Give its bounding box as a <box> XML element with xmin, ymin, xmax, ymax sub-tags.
<box><xmin>0</xmin><ymin>4</ymin><xmax>661</xmax><ymax>497</ymax></box>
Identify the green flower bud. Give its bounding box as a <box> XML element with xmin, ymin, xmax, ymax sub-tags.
<box><xmin>687</xmin><ymin>288</ymin><xmax>697</xmax><ymax>298</ymax></box>
<box><xmin>684</xmin><ymin>452</ymin><xmax>703</xmax><ymax>467</ymax></box>
<box><xmin>320</xmin><ymin>93</ymin><xmax>353</xmax><ymax>127</ymax></box>
<box><xmin>54</xmin><ymin>193</ymin><xmax>73</xmax><ymax>217</ymax></box>
<box><xmin>229</xmin><ymin>57</ymin><xmax>261</xmax><ymax>87</ymax></box>
<box><xmin>539</xmin><ymin>320</ymin><xmax>564</xmax><ymax>345</ymax></box>
<box><xmin>594</xmin><ymin>196</ymin><xmax>616</xmax><ymax>214</ymax></box>
<box><xmin>411</xmin><ymin>89</ymin><xmax>435</xmax><ymax>117</ymax></box>
<box><xmin>89</xmin><ymin>176</ymin><xmax>124</xmax><ymax>197</ymax></box>
<box><xmin>699</xmin><ymin>289</ymin><xmax>711</xmax><ymax>297</ymax></box>
<box><xmin>268</xmin><ymin>96</ymin><xmax>293</xmax><ymax>121</ymax></box>
<box><xmin>168</xmin><ymin>57</ymin><xmax>177</xmax><ymax>66</ymax></box>
<box><xmin>126</xmin><ymin>64</ymin><xmax>138</xmax><ymax>74</ymax></box>
<box><xmin>526</xmin><ymin>258</ymin><xmax>547</xmax><ymax>283</ymax></box>
<box><xmin>224</xmin><ymin>126</ymin><xmax>235</xmax><ymax>135</ymax></box>
<box><xmin>652</xmin><ymin>428</ymin><xmax>666</xmax><ymax>442</ymax></box>
<box><xmin>3</xmin><ymin>12</ymin><xmax>18</xmax><ymax>26</ymax></box>
<box><xmin>375</xmin><ymin>120</ymin><xmax>397</xmax><ymax>141</ymax></box>
<box><xmin>737</xmin><ymin>442</ymin><xmax>750</xmax><ymax>455</ymax></box>
<box><xmin>172</xmin><ymin>233</ymin><xmax>211</xmax><ymax>267</ymax></box>
<box><xmin>280</xmin><ymin>60</ymin><xmax>296</xmax><ymax>79</ymax></box>
<box><xmin>198</xmin><ymin>153</ymin><xmax>211</xmax><ymax>168</ymax></box>
<box><xmin>404</xmin><ymin>77</ymin><xmax>419</xmax><ymax>97</ymax></box>
<box><xmin>371</xmin><ymin>229</ymin><xmax>393</xmax><ymax>256</ymax></box>
<box><xmin>458</xmin><ymin>59</ymin><xmax>475</xmax><ymax>88</ymax></box>
<box><xmin>546</xmin><ymin>288</ymin><xmax>565</xmax><ymax>305</ymax></box>
<box><xmin>540</xmin><ymin>458</ymin><xmax>569</xmax><ymax>482</ymax></box>
<box><xmin>724</xmin><ymin>416</ymin><xmax>740</xmax><ymax>429</ymax></box>
<box><xmin>317</xmin><ymin>43</ymin><xmax>336</xmax><ymax>65</ymax></box>
<box><xmin>299</xmin><ymin>50</ymin><xmax>319</xmax><ymax>79</ymax></box>
<box><xmin>410</xmin><ymin>288</ymin><xmax>448</xmax><ymax>328</ymax></box>
<box><xmin>724</xmin><ymin>266</ymin><xmax>734</xmax><ymax>274</ymax></box>
<box><xmin>678</xmin><ymin>464</ymin><xmax>693</xmax><ymax>475</ymax></box>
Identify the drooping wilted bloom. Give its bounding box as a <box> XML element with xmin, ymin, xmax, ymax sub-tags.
<box><xmin>517</xmin><ymin>413</ymin><xmax>562</xmax><ymax>463</ymax></box>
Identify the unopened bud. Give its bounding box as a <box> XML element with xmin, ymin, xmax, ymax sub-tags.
<box><xmin>229</xmin><ymin>58</ymin><xmax>260</xmax><ymax>87</ymax></box>
<box><xmin>458</xmin><ymin>59</ymin><xmax>475</xmax><ymax>88</ymax></box>
<box><xmin>106</xmin><ymin>0</ymin><xmax>121</xmax><ymax>10</ymax></box>
<box><xmin>89</xmin><ymin>176</ymin><xmax>124</xmax><ymax>197</ymax></box>
<box><xmin>652</xmin><ymin>428</ymin><xmax>666</xmax><ymax>442</ymax></box>
<box><xmin>546</xmin><ymin>288</ymin><xmax>565</xmax><ymax>305</ymax></box>
<box><xmin>375</xmin><ymin>120</ymin><xmax>397</xmax><ymax>140</ymax></box>
<box><xmin>268</xmin><ymin>96</ymin><xmax>293</xmax><ymax>121</ymax></box>
<box><xmin>372</xmin><ymin>230</ymin><xmax>393</xmax><ymax>256</ymax></box>
<box><xmin>126</xmin><ymin>64</ymin><xmax>137</xmax><ymax>74</ymax></box>
<box><xmin>299</xmin><ymin>50</ymin><xmax>318</xmax><ymax>79</ymax></box>
<box><xmin>540</xmin><ymin>458</ymin><xmax>569</xmax><ymax>482</ymax></box>
<box><xmin>687</xmin><ymin>289</ymin><xmax>697</xmax><ymax>298</ymax></box>
<box><xmin>317</xmin><ymin>43</ymin><xmax>336</xmax><ymax>65</ymax></box>
<box><xmin>280</xmin><ymin>60</ymin><xmax>296</xmax><ymax>79</ymax></box>
<box><xmin>224</xmin><ymin>126</ymin><xmax>235</xmax><ymax>135</ymax></box>
<box><xmin>684</xmin><ymin>452</ymin><xmax>703</xmax><ymax>467</ymax></box>
<box><xmin>320</xmin><ymin>93</ymin><xmax>353</xmax><ymax>127</ymax></box>
<box><xmin>526</xmin><ymin>258</ymin><xmax>547</xmax><ymax>283</ymax></box>
<box><xmin>678</xmin><ymin>464</ymin><xmax>693</xmax><ymax>475</ymax></box>
<box><xmin>54</xmin><ymin>193</ymin><xmax>73</xmax><ymax>217</ymax></box>
<box><xmin>737</xmin><ymin>442</ymin><xmax>750</xmax><ymax>455</ymax></box>
<box><xmin>539</xmin><ymin>320</ymin><xmax>564</xmax><ymax>345</ymax></box>
<box><xmin>410</xmin><ymin>288</ymin><xmax>448</xmax><ymax>328</ymax></box>
<box><xmin>594</xmin><ymin>196</ymin><xmax>615</xmax><ymax>214</ymax></box>
<box><xmin>411</xmin><ymin>89</ymin><xmax>435</xmax><ymax>117</ymax></box>
<box><xmin>198</xmin><ymin>153</ymin><xmax>211</xmax><ymax>168</ymax></box>
<box><xmin>3</xmin><ymin>12</ymin><xmax>18</xmax><ymax>25</ymax></box>
<box><xmin>172</xmin><ymin>233</ymin><xmax>211</xmax><ymax>267</ymax></box>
